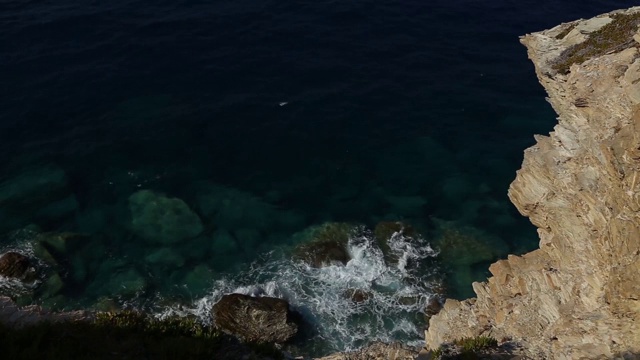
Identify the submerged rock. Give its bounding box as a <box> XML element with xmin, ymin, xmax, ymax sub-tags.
<box><xmin>0</xmin><ymin>252</ymin><xmax>34</xmax><ymax>280</ymax></box>
<box><xmin>433</xmin><ymin>219</ymin><xmax>507</xmax><ymax>266</ymax></box>
<box><xmin>291</xmin><ymin>222</ymin><xmax>354</xmax><ymax>267</ymax></box>
<box><xmin>36</xmin><ymin>232</ymin><xmax>88</xmax><ymax>254</ymax></box>
<box><xmin>196</xmin><ymin>182</ymin><xmax>305</xmax><ymax>233</ymax></box>
<box><xmin>0</xmin><ymin>165</ymin><xmax>73</xmax><ymax>231</ymax></box>
<box><xmin>105</xmin><ymin>268</ymin><xmax>147</xmax><ymax>297</ymax></box>
<box><xmin>374</xmin><ymin>221</ymin><xmax>418</xmax><ymax>265</ymax></box>
<box><xmin>212</xmin><ymin>293</ymin><xmax>299</xmax><ymax>343</ymax></box>
<box><xmin>144</xmin><ymin>247</ymin><xmax>185</xmax><ymax>267</ymax></box>
<box><xmin>40</xmin><ymin>273</ymin><xmax>64</xmax><ymax>299</ymax></box>
<box><xmin>129</xmin><ymin>190</ymin><xmax>203</xmax><ymax>244</ymax></box>
<box><xmin>432</xmin><ymin>218</ymin><xmax>508</xmax><ymax>298</ymax></box>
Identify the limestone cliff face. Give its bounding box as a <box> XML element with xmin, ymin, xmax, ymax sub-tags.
<box><xmin>427</xmin><ymin>7</ymin><xmax>640</xmax><ymax>360</ymax></box>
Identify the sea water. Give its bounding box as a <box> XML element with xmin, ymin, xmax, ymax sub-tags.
<box><xmin>0</xmin><ymin>0</ymin><xmax>635</xmax><ymax>356</ymax></box>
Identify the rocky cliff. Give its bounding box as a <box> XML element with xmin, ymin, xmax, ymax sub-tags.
<box><xmin>427</xmin><ymin>7</ymin><xmax>640</xmax><ymax>360</ymax></box>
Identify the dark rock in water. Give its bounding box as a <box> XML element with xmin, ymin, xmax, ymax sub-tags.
<box><xmin>37</xmin><ymin>232</ymin><xmax>88</xmax><ymax>254</ymax></box>
<box><xmin>212</xmin><ymin>293</ymin><xmax>299</xmax><ymax>343</ymax></box>
<box><xmin>374</xmin><ymin>221</ymin><xmax>417</xmax><ymax>265</ymax></box>
<box><xmin>0</xmin><ymin>252</ymin><xmax>34</xmax><ymax>280</ymax></box>
<box><xmin>292</xmin><ymin>222</ymin><xmax>353</xmax><ymax>267</ymax></box>
<box><xmin>344</xmin><ymin>289</ymin><xmax>371</xmax><ymax>304</ymax></box>
<box><xmin>425</xmin><ymin>296</ymin><xmax>444</xmax><ymax>323</ymax></box>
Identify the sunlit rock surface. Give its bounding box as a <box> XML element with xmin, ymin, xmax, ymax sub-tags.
<box><xmin>427</xmin><ymin>7</ymin><xmax>640</xmax><ymax>360</ymax></box>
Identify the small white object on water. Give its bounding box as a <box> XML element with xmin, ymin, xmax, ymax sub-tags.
<box><xmin>279</xmin><ymin>102</ymin><xmax>289</xmax><ymax>106</ymax></box>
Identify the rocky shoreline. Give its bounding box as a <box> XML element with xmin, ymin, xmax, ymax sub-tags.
<box><xmin>427</xmin><ymin>6</ymin><xmax>640</xmax><ymax>360</ymax></box>
<box><xmin>3</xmin><ymin>6</ymin><xmax>640</xmax><ymax>360</ymax></box>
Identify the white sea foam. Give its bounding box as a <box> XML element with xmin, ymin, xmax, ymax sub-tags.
<box><xmin>0</xmin><ymin>231</ymin><xmax>47</xmax><ymax>296</ymax></box>
<box><xmin>159</xmin><ymin>228</ymin><xmax>438</xmax><ymax>354</ymax></box>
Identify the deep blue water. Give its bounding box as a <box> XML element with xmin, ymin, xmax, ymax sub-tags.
<box><xmin>0</xmin><ymin>0</ymin><xmax>636</xmax><ymax>355</ymax></box>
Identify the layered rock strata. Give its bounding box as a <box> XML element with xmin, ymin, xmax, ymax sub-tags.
<box><xmin>427</xmin><ymin>7</ymin><xmax>640</xmax><ymax>360</ymax></box>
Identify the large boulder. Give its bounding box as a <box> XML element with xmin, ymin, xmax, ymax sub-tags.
<box><xmin>291</xmin><ymin>223</ymin><xmax>354</xmax><ymax>268</ymax></box>
<box><xmin>212</xmin><ymin>293</ymin><xmax>299</xmax><ymax>343</ymax></box>
<box><xmin>0</xmin><ymin>252</ymin><xmax>34</xmax><ymax>280</ymax></box>
<box><xmin>129</xmin><ymin>190</ymin><xmax>203</xmax><ymax>244</ymax></box>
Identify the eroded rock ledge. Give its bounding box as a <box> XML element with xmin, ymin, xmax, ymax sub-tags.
<box><xmin>427</xmin><ymin>7</ymin><xmax>640</xmax><ymax>360</ymax></box>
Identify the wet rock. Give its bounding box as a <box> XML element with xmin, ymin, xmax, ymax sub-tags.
<box><xmin>344</xmin><ymin>289</ymin><xmax>371</xmax><ymax>304</ymax></box>
<box><xmin>0</xmin><ymin>252</ymin><xmax>34</xmax><ymax>280</ymax></box>
<box><xmin>374</xmin><ymin>221</ymin><xmax>417</xmax><ymax>265</ymax></box>
<box><xmin>129</xmin><ymin>190</ymin><xmax>203</xmax><ymax>244</ymax></box>
<box><xmin>212</xmin><ymin>293</ymin><xmax>299</xmax><ymax>343</ymax></box>
<box><xmin>425</xmin><ymin>296</ymin><xmax>444</xmax><ymax>323</ymax></box>
<box><xmin>292</xmin><ymin>223</ymin><xmax>354</xmax><ymax>268</ymax></box>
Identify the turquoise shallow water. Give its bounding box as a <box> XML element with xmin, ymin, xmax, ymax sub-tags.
<box><xmin>1</xmin><ymin>0</ymin><xmax>637</xmax><ymax>356</ymax></box>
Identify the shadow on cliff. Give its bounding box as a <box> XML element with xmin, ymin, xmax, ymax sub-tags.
<box><xmin>602</xmin><ymin>352</ymin><xmax>640</xmax><ymax>360</ymax></box>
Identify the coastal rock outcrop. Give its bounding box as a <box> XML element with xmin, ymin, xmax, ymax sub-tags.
<box><xmin>427</xmin><ymin>7</ymin><xmax>640</xmax><ymax>359</ymax></box>
<box><xmin>212</xmin><ymin>293</ymin><xmax>300</xmax><ymax>344</ymax></box>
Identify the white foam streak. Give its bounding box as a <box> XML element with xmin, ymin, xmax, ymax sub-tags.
<box><xmin>159</xmin><ymin>229</ymin><xmax>438</xmax><ymax>354</ymax></box>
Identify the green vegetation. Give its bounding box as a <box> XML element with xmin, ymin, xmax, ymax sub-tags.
<box><xmin>551</xmin><ymin>12</ymin><xmax>640</xmax><ymax>74</ymax></box>
<box><xmin>454</xmin><ymin>336</ymin><xmax>499</xmax><ymax>353</ymax></box>
<box><xmin>554</xmin><ymin>23</ymin><xmax>577</xmax><ymax>40</ymax></box>
<box><xmin>430</xmin><ymin>336</ymin><xmax>499</xmax><ymax>360</ymax></box>
<box><xmin>0</xmin><ymin>311</ymin><xmax>283</xmax><ymax>360</ymax></box>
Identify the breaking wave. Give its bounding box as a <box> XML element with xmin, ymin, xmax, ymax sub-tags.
<box><xmin>159</xmin><ymin>227</ymin><xmax>439</xmax><ymax>355</ymax></box>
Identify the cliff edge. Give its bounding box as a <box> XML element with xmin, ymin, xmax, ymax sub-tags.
<box><xmin>427</xmin><ymin>7</ymin><xmax>640</xmax><ymax>360</ymax></box>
